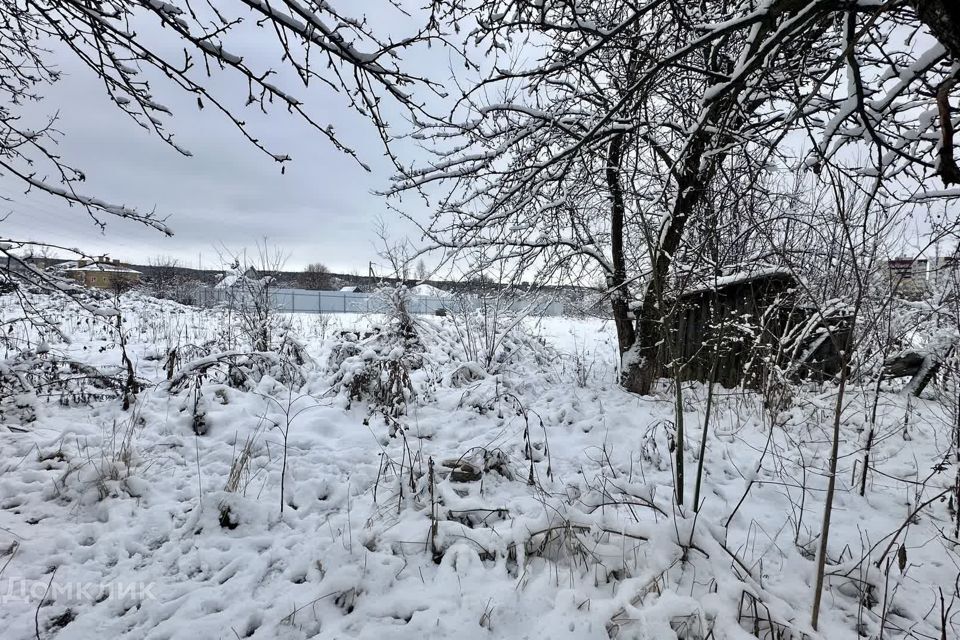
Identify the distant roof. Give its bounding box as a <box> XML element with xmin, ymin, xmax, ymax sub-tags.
<box><xmin>73</xmin><ymin>263</ymin><xmax>141</xmax><ymax>274</ymax></box>
<box><xmin>340</xmin><ymin>285</ymin><xmax>362</xmax><ymax>292</ymax></box>
<box><xmin>49</xmin><ymin>260</ymin><xmax>80</xmax><ymax>271</ymax></box>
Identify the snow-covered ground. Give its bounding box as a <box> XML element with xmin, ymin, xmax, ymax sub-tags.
<box><xmin>0</xmin><ymin>292</ymin><xmax>956</xmax><ymax>639</ymax></box>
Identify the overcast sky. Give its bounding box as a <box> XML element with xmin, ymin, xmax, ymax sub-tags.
<box><xmin>0</xmin><ymin>4</ymin><xmax>441</xmax><ymax>274</ymax></box>
<box><xmin>2</xmin><ymin>5</ymin><xmax>947</xmax><ymax>279</ymax></box>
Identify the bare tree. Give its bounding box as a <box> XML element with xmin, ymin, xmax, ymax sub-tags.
<box><xmin>392</xmin><ymin>0</ymin><xmax>960</xmax><ymax>396</ymax></box>
<box><xmin>415</xmin><ymin>259</ymin><xmax>429</xmax><ymax>282</ymax></box>
<box><xmin>147</xmin><ymin>256</ymin><xmax>180</xmax><ymax>292</ymax></box>
<box><xmin>147</xmin><ymin>255</ymin><xmax>196</xmax><ymax>303</ymax></box>
<box><xmin>218</xmin><ymin>241</ymin><xmax>288</xmax><ymax>352</ymax></box>
<box><xmin>374</xmin><ymin>218</ymin><xmax>414</xmax><ymax>281</ymax></box>
<box><xmin>301</xmin><ymin>262</ymin><xmax>332</xmax><ymax>290</ymax></box>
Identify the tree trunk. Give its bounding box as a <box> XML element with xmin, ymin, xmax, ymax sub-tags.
<box><xmin>607</xmin><ymin>133</ymin><xmax>637</xmax><ymax>365</ymax></box>
<box><xmin>620</xmin><ymin>43</ymin><xmax>771</xmax><ymax>394</ymax></box>
<box><xmin>622</xmin><ymin>151</ymin><xmax>711</xmax><ymax>395</ymax></box>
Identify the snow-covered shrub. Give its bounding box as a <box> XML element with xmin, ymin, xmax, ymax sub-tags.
<box><xmin>156</xmin><ymin>342</ymin><xmax>214</xmax><ymax>380</ymax></box>
<box><xmin>0</xmin><ymin>348</ymin><xmax>126</xmax><ymax>422</ymax></box>
<box><xmin>430</xmin><ymin>310</ymin><xmax>556</xmax><ymax>414</ymax></box>
<box><xmin>215</xmin><ymin>245</ymin><xmax>287</xmax><ymax>352</ymax></box>
<box><xmin>275</xmin><ymin>329</ymin><xmax>312</xmax><ymax>384</ymax></box>
<box><xmin>168</xmin><ymin>344</ymin><xmax>308</xmax><ymax>395</ymax></box>
<box><xmin>166</xmin><ymin>343</ymin><xmax>311</xmax><ymax>437</ymax></box>
<box><xmin>327</xmin><ymin>286</ymin><xmax>427</xmax><ymax>432</ymax></box>
<box><xmin>446</xmin><ymin>299</ymin><xmax>549</xmax><ymax>376</ymax></box>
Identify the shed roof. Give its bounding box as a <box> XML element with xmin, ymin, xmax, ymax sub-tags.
<box><xmin>679</xmin><ymin>268</ymin><xmax>795</xmax><ymax>298</ymax></box>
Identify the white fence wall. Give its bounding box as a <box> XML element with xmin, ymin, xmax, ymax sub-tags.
<box><xmin>197</xmin><ymin>287</ymin><xmax>564</xmax><ymax>317</ymax></box>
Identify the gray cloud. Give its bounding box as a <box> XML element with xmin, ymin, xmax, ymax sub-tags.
<box><xmin>0</xmin><ymin>6</ymin><xmax>437</xmax><ymax>273</ymax></box>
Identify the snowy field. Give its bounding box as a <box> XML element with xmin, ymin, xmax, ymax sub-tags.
<box><xmin>0</xmin><ymin>292</ymin><xmax>956</xmax><ymax>640</ymax></box>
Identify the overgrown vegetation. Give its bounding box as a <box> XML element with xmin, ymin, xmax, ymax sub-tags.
<box><xmin>2</xmin><ymin>1</ymin><xmax>960</xmax><ymax>637</ymax></box>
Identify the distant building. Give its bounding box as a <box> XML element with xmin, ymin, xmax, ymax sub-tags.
<box><xmin>885</xmin><ymin>257</ymin><xmax>929</xmax><ymax>300</ymax></box>
<box><xmin>63</xmin><ymin>257</ymin><xmax>141</xmax><ymax>290</ymax></box>
<box><xmin>339</xmin><ymin>285</ymin><xmax>363</xmax><ymax>293</ymax></box>
<box><xmin>882</xmin><ymin>255</ymin><xmax>960</xmax><ymax>299</ymax></box>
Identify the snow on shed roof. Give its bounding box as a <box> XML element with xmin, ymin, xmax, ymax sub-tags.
<box><xmin>681</xmin><ymin>267</ymin><xmax>795</xmax><ymax>297</ymax></box>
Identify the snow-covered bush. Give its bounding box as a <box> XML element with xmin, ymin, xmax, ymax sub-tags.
<box><xmin>446</xmin><ymin>299</ymin><xmax>548</xmax><ymax>376</ymax></box>
<box><xmin>215</xmin><ymin>245</ymin><xmax>286</xmax><ymax>352</ymax></box>
<box><xmin>327</xmin><ymin>286</ymin><xmax>427</xmax><ymax>432</ymax></box>
<box><xmin>436</xmin><ymin>308</ymin><xmax>556</xmax><ymax>414</ymax></box>
<box><xmin>0</xmin><ymin>348</ymin><xmax>126</xmax><ymax>422</ymax></box>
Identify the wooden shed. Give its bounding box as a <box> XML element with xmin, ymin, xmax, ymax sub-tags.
<box><xmin>649</xmin><ymin>270</ymin><xmax>851</xmax><ymax>388</ymax></box>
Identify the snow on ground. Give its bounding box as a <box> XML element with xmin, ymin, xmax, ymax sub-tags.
<box><xmin>0</xmin><ymin>292</ymin><xmax>956</xmax><ymax>639</ymax></box>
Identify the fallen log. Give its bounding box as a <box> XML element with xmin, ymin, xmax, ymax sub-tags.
<box><xmin>882</xmin><ymin>350</ymin><xmax>941</xmax><ymax>397</ymax></box>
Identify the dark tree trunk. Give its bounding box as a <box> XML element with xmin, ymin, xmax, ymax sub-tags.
<box><xmin>621</xmin><ymin>98</ymin><xmax>756</xmax><ymax>395</ymax></box>
<box><xmin>607</xmin><ymin>133</ymin><xmax>637</xmax><ymax>363</ymax></box>
<box><xmin>619</xmin><ymin>27</ymin><xmax>742</xmax><ymax>395</ymax></box>
<box><xmin>619</xmin><ymin>9</ymin><xmax>800</xmax><ymax>394</ymax></box>
<box><xmin>912</xmin><ymin>2</ymin><xmax>960</xmax><ymax>185</ymax></box>
<box><xmin>623</xmin><ymin>146</ymin><xmax>712</xmax><ymax>395</ymax></box>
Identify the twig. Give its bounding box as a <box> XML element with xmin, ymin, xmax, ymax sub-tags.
<box><xmin>35</xmin><ymin>567</ymin><xmax>56</xmax><ymax>640</ymax></box>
